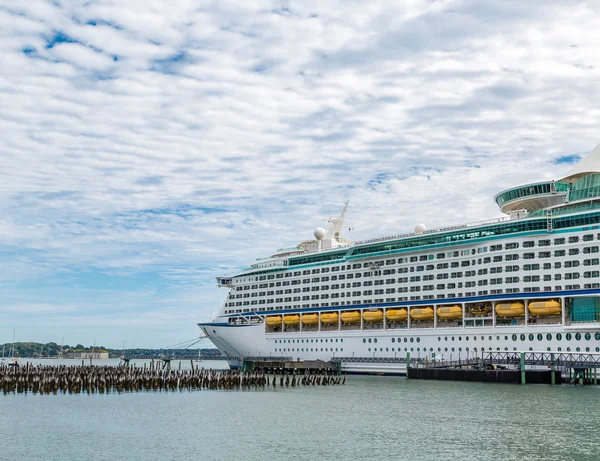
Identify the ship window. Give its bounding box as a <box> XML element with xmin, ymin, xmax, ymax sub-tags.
<box><xmin>585</xmin><ymin>332</ymin><xmax>591</xmax><ymax>341</ymax></box>
<box><xmin>566</xmin><ymin>333</ymin><xmax>572</xmax><ymax>340</ymax></box>
<box><xmin>575</xmin><ymin>333</ymin><xmax>581</xmax><ymax>341</ymax></box>
<box><xmin>520</xmin><ymin>334</ymin><xmax>525</xmax><ymax>341</ymax></box>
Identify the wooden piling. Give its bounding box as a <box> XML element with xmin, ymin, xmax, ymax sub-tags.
<box><xmin>0</xmin><ymin>363</ymin><xmax>345</xmax><ymax>395</ymax></box>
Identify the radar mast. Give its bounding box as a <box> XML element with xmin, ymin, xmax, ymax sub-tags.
<box><xmin>328</xmin><ymin>200</ymin><xmax>350</xmax><ymax>241</ymax></box>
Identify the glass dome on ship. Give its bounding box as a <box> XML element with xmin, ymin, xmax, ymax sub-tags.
<box><xmin>201</xmin><ymin>144</ymin><xmax>600</xmax><ymax>373</ymax></box>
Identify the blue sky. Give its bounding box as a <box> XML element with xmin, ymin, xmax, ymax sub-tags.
<box><xmin>1</xmin><ymin>0</ymin><xmax>599</xmax><ymax>348</ymax></box>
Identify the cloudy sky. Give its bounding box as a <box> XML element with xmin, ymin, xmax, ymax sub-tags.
<box><xmin>1</xmin><ymin>0</ymin><xmax>599</xmax><ymax>348</ymax></box>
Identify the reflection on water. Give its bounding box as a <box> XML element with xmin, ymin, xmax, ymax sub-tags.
<box><xmin>3</xmin><ymin>369</ymin><xmax>599</xmax><ymax>461</ymax></box>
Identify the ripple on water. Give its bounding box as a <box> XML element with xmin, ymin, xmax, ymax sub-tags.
<box><xmin>3</xmin><ymin>374</ymin><xmax>600</xmax><ymax>461</ymax></box>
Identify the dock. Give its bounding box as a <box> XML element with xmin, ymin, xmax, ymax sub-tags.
<box><xmin>242</xmin><ymin>358</ymin><xmax>339</xmax><ymax>374</ymax></box>
<box><xmin>0</xmin><ymin>362</ymin><xmax>345</xmax><ymax>395</ymax></box>
<box><xmin>407</xmin><ymin>351</ymin><xmax>600</xmax><ymax>385</ymax></box>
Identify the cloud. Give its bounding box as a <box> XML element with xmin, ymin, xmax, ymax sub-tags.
<box><xmin>1</xmin><ymin>0</ymin><xmax>600</xmax><ymax>346</ymax></box>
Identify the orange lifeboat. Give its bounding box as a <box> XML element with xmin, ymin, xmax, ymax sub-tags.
<box><xmin>410</xmin><ymin>307</ymin><xmax>434</xmax><ymax>320</ymax></box>
<box><xmin>301</xmin><ymin>313</ymin><xmax>319</xmax><ymax>325</ymax></box>
<box><xmin>386</xmin><ymin>309</ymin><xmax>408</xmax><ymax>322</ymax></box>
<box><xmin>340</xmin><ymin>311</ymin><xmax>361</xmax><ymax>324</ymax></box>
<box><xmin>362</xmin><ymin>310</ymin><xmax>384</xmax><ymax>323</ymax></box>
<box><xmin>437</xmin><ymin>305</ymin><xmax>463</xmax><ymax>320</ymax></box>
<box><xmin>495</xmin><ymin>302</ymin><xmax>525</xmax><ymax>317</ymax></box>
<box><xmin>283</xmin><ymin>315</ymin><xmax>300</xmax><ymax>326</ymax></box>
<box><xmin>266</xmin><ymin>316</ymin><xmax>282</xmax><ymax>326</ymax></box>
<box><xmin>528</xmin><ymin>300</ymin><xmax>562</xmax><ymax>316</ymax></box>
<box><xmin>320</xmin><ymin>312</ymin><xmax>339</xmax><ymax>325</ymax></box>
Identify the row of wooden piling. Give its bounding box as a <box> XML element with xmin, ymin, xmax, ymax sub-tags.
<box><xmin>1</xmin><ymin>363</ymin><xmax>345</xmax><ymax>394</ymax></box>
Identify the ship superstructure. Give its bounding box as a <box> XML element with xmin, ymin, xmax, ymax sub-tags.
<box><xmin>200</xmin><ymin>145</ymin><xmax>600</xmax><ymax>370</ymax></box>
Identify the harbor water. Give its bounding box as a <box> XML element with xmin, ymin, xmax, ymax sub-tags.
<box><xmin>3</xmin><ymin>360</ymin><xmax>599</xmax><ymax>461</ymax></box>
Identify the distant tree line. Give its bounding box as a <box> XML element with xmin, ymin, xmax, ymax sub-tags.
<box><xmin>0</xmin><ymin>342</ymin><xmax>220</xmax><ymax>359</ymax></box>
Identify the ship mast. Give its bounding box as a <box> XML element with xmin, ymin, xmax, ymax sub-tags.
<box><xmin>329</xmin><ymin>200</ymin><xmax>349</xmax><ymax>241</ymax></box>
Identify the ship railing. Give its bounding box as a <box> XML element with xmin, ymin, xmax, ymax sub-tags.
<box><xmin>353</xmin><ymin>216</ymin><xmax>515</xmax><ymax>246</ymax></box>
<box><xmin>242</xmin><ymin>356</ymin><xmax>293</xmax><ymax>362</ymax></box>
<box><xmin>330</xmin><ymin>356</ymin><xmax>426</xmax><ymax>364</ymax></box>
<box><xmin>415</xmin><ymin>358</ymin><xmax>483</xmax><ymax>369</ymax></box>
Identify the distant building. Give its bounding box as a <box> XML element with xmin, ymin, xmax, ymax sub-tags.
<box><xmin>69</xmin><ymin>351</ymin><xmax>109</xmax><ymax>360</ymax></box>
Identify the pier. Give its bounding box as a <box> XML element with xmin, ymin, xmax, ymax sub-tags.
<box><xmin>0</xmin><ymin>363</ymin><xmax>345</xmax><ymax>395</ymax></box>
<box><xmin>242</xmin><ymin>358</ymin><xmax>339</xmax><ymax>374</ymax></box>
<box><xmin>407</xmin><ymin>351</ymin><xmax>600</xmax><ymax>385</ymax></box>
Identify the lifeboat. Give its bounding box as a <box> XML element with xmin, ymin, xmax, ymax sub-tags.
<box><xmin>320</xmin><ymin>312</ymin><xmax>339</xmax><ymax>325</ymax></box>
<box><xmin>340</xmin><ymin>311</ymin><xmax>361</xmax><ymax>324</ymax></box>
<box><xmin>410</xmin><ymin>307</ymin><xmax>434</xmax><ymax>320</ymax></box>
<box><xmin>471</xmin><ymin>304</ymin><xmax>491</xmax><ymax>316</ymax></box>
<box><xmin>495</xmin><ymin>302</ymin><xmax>525</xmax><ymax>317</ymax></box>
<box><xmin>301</xmin><ymin>313</ymin><xmax>319</xmax><ymax>325</ymax></box>
<box><xmin>266</xmin><ymin>315</ymin><xmax>282</xmax><ymax>326</ymax></box>
<box><xmin>362</xmin><ymin>310</ymin><xmax>384</xmax><ymax>323</ymax></box>
<box><xmin>386</xmin><ymin>309</ymin><xmax>408</xmax><ymax>322</ymax></box>
<box><xmin>437</xmin><ymin>305</ymin><xmax>462</xmax><ymax>320</ymax></box>
<box><xmin>528</xmin><ymin>300</ymin><xmax>562</xmax><ymax>316</ymax></box>
<box><xmin>283</xmin><ymin>314</ymin><xmax>300</xmax><ymax>326</ymax></box>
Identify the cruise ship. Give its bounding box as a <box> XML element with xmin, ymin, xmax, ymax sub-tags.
<box><xmin>199</xmin><ymin>144</ymin><xmax>600</xmax><ymax>372</ymax></box>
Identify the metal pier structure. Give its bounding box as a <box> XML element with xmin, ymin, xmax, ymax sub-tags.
<box><xmin>408</xmin><ymin>350</ymin><xmax>600</xmax><ymax>385</ymax></box>
<box><xmin>482</xmin><ymin>351</ymin><xmax>600</xmax><ymax>385</ymax></box>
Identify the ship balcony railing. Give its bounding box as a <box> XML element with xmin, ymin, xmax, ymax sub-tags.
<box><xmin>265</xmin><ymin>327</ymin><xmax>283</xmax><ymax>334</ymax></box>
<box><xmin>527</xmin><ymin>317</ymin><xmax>563</xmax><ymax>326</ymax></box>
<box><xmin>301</xmin><ymin>325</ymin><xmax>318</xmax><ymax>333</ymax></box>
<box><xmin>464</xmin><ymin>319</ymin><xmax>494</xmax><ymax>328</ymax></box>
<box><xmin>320</xmin><ymin>325</ymin><xmax>339</xmax><ymax>332</ymax></box>
<box><xmin>386</xmin><ymin>322</ymin><xmax>408</xmax><ymax>330</ymax></box>
<box><xmin>353</xmin><ymin>216</ymin><xmax>512</xmax><ymax>247</ymax></box>
<box><xmin>363</xmin><ymin>323</ymin><xmax>384</xmax><ymax>330</ymax></box>
<box><xmin>284</xmin><ymin>326</ymin><xmax>300</xmax><ymax>333</ymax></box>
<box><xmin>494</xmin><ymin>319</ymin><xmax>526</xmax><ymax>327</ymax></box>
<box><xmin>341</xmin><ymin>324</ymin><xmax>361</xmax><ymax>331</ymax></box>
<box><xmin>435</xmin><ymin>321</ymin><xmax>462</xmax><ymax>329</ymax></box>
<box><xmin>410</xmin><ymin>321</ymin><xmax>435</xmax><ymax>329</ymax></box>
<box><xmin>566</xmin><ymin>319</ymin><xmax>600</xmax><ymax>325</ymax></box>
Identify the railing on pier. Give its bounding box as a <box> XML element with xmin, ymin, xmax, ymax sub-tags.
<box><xmin>415</xmin><ymin>358</ymin><xmax>483</xmax><ymax>369</ymax></box>
<box><xmin>330</xmin><ymin>356</ymin><xmax>425</xmax><ymax>364</ymax></box>
<box><xmin>483</xmin><ymin>351</ymin><xmax>600</xmax><ymax>368</ymax></box>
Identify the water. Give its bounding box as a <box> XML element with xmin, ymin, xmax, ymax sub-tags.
<box><xmin>2</xmin><ymin>364</ymin><xmax>599</xmax><ymax>461</ymax></box>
